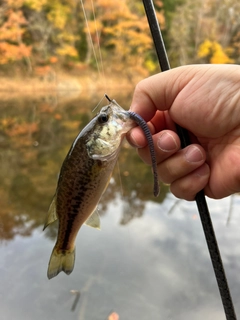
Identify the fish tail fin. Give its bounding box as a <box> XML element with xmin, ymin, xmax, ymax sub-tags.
<box><xmin>47</xmin><ymin>247</ymin><xmax>75</xmax><ymax>280</ymax></box>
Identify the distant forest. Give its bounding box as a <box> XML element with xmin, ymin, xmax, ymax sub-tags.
<box><xmin>0</xmin><ymin>0</ymin><xmax>239</xmax><ymax>77</ymax></box>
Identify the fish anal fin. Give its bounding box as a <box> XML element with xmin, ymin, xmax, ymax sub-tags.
<box><xmin>84</xmin><ymin>209</ymin><xmax>101</xmax><ymax>229</ymax></box>
<box><xmin>43</xmin><ymin>195</ymin><xmax>58</xmax><ymax>231</ymax></box>
<box><xmin>47</xmin><ymin>247</ymin><xmax>75</xmax><ymax>280</ymax></box>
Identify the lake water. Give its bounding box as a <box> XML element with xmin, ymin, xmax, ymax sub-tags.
<box><xmin>0</xmin><ymin>91</ymin><xmax>239</xmax><ymax>320</ymax></box>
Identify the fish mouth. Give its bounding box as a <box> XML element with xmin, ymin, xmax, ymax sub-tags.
<box><xmin>107</xmin><ymin>101</ymin><xmax>136</xmax><ymax>133</ymax></box>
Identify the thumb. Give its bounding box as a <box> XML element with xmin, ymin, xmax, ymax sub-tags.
<box><xmin>130</xmin><ymin>65</ymin><xmax>198</xmax><ymax>121</ymax></box>
<box><xmin>130</xmin><ymin>64</ymin><xmax>240</xmax><ymax>136</ymax></box>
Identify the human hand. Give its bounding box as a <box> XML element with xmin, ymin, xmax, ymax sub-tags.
<box><xmin>127</xmin><ymin>64</ymin><xmax>240</xmax><ymax>200</ymax></box>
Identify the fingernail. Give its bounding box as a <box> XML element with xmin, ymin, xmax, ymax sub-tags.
<box><xmin>185</xmin><ymin>146</ymin><xmax>203</xmax><ymax>163</ymax></box>
<box><xmin>157</xmin><ymin>132</ymin><xmax>178</xmax><ymax>152</ymax></box>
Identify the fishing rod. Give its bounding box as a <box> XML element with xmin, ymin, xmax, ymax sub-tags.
<box><xmin>141</xmin><ymin>1</ymin><xmax>237</xmax><ymax>319</ymax></box>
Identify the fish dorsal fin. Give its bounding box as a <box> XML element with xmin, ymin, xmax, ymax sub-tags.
<box><xmin>84</xmin><ymin>209</ymin><xmax>101</xmax><ymax>230</ymax></box>
<box><xmin>43</xmin><ymin>195</ymin><xmax>58</xmax><ymax>231</ymax></box>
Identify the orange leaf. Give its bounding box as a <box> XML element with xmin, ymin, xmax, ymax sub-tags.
<box><xmin>108</xmin><ymin>312</ymin><xmax>119</xmax><ymax>320</ymax></box>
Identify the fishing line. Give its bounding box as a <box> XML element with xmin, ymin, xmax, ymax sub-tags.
<box><xmin>79</xmin><ymin>0</ymin><xmax>104</xmax><ymax>83</ymax></box>
<box><xmin>116</xmin><ymin>161</ymin><xmax>124</xmax><ymax>198</ymax></box>
<box><xmin>226</xmin><ymin>195</ymin><xmax>234</xmax><ymax>226</ymax></box>
<box><xmin>142</xmin><ymin>1</ymin><xmax>237</xmax><ymax>319</ymax></box>
<box><xmin>91</xmin><ymin>94</ymin><xmax>106</xmax><ymax>113</ymax></box>
<box><xmin>90</xmin><ymin>0</ymin><xmax>106</xmax><ymax>87</ymax></box>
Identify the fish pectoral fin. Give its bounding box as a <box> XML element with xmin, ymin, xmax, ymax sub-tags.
<box><xmin>47</xmin><ymin>247</ymin><xmax>75</xmax><ymax>280</ymax></box>
<box><xmin>43</xmin><ymin>195</ymin><xmax>58</xmax><ymax>231</ymax></box>
<box><xmin>84</xmin><ymin>209</ymin><xmax>101</xmax><ymax>229</ymax></box>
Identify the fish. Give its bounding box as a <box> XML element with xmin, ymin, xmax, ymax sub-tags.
<box><xmin>44</xmin><ymin>97</ymin><xmax>160</xmax><ymax>279</ymax></box>
<box><xmin>44</xmin><ymin>99</ymin><xmax>136</xmax><ymax>279</ymax></box>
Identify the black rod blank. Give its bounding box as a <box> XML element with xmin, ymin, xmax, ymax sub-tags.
<box><xmin>142</xmin><ymin>1</ymin><xmax>237</xmax><ymax>319</ymax></box>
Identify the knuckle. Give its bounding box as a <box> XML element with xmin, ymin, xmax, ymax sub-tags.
<box><xmin>135</xmin><ymin>79</ymin><xmax>146</xmax><ymax>91</ymax></box>
<box><xmin>157</xmin><ymin>162</ymin><xmax>180</xmax><ymax>184</ymax></box>
<box><xmin>170</xmin><ymin>170</ymin><xmax>209</xmax><ymax>201</ymax></box>
<box><xmin>170</xmin><ymin>182</ymin><xmax>195</xmax><ymax>201</ymax></box>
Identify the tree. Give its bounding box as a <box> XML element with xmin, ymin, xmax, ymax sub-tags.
<box><xmin>0</xmin><ymin>3</ymin><xmax>32</xmax><ymax>68</ymax></box>
<box><xmin>81</xmin><ymin>0</ymin><xmax>165</xmax><ymax>77</ymax></box>
<box><xmin>24</xmin><ymin>0</ymin><xmax>79</xmax><ymax>63</ymax></box>
<box><xmin>168</xmin><ymin>0</ymin><xmax>240</xmax><ymax>66</ymax></box>
<box><xmin>0</xmin><ymin>0</ymin><xmax>166</xmax><ymax>76</ymax></box>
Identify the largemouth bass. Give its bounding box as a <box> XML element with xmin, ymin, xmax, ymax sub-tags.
<box><xmin>44</xmin><ymin>100</ymin><xmax>135</xmax><ymax>279</ymax></box>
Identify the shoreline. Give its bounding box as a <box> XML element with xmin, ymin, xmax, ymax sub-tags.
<box><xmin>0</xmin><ymin>69</ymin><xmax>143</xmax><ymax>99</ymax></box>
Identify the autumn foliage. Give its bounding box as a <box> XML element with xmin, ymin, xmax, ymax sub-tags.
<box><xmin>0</xmin><ymin>7</ymin><xmax>31</xmax><ymax>64</ymax></box>
<box><xmin>168</xmin><ymin>0</ymin><xmax>240</xmax><ymax>66</ymax></box>
<box><xmin>0</xmin><ymin>0</ymin><xmax>164</xmax><ymax>76</ymax></box>
<box><xmin>0</xmin><ymin>0</ymin><xmax>239</xmax><ymax>78</ymax></box>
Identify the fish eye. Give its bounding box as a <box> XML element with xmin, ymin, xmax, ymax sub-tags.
<box><xmin>98</xmin><ymin>113</ymin><xmax>109</xmax><ymax>124</ymax></box>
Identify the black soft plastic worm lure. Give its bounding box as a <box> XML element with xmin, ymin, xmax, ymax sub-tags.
<box><xmin>127</xmin><ymin>111</ymin><xmax>159</xmax><ymax>197</ymax></box>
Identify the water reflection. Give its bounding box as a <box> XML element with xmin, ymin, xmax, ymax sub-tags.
<box><xmin>0</xmin><ymin>93</ymin><xmax>167</xmax><ymax>242</ymax></box>
<box><xmin>0</xmin><ymin>93</ymin><xmax>239</xmax><ymax>320</ymax></box>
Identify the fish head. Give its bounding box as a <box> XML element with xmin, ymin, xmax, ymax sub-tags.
<box><xmin>86</xmin><ymin>100</ymin><xmax>134</xmax><ymax>161</ymax></box>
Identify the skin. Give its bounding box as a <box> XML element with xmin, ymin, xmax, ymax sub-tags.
<box><xmin>127</xmin><ymin>64</ymin><xmax>240</xmax><ymax>200</ymax></box>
